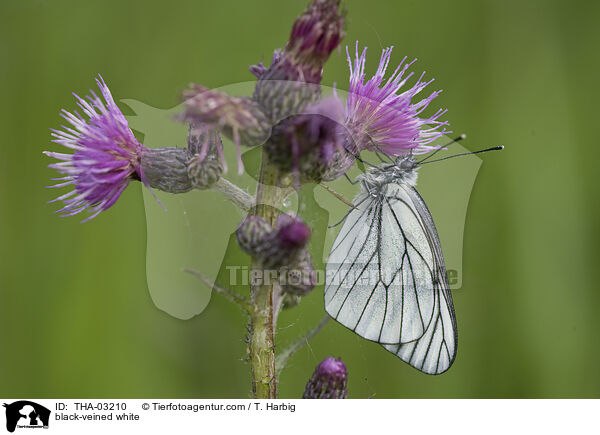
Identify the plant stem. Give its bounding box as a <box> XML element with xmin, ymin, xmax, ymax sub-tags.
<box><xmin>248</xmin><ymin>149</ymin><xmax>287</xmax><ymax>398</ymax></box>
<box><xmin>211</xmin><ymin>178</ymin><xmax>254</xmax><ymax>211</ymax></box>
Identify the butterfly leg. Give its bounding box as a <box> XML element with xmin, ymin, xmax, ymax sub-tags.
<box><xmin>344</xmin><ymin>173</ymin><xmax>359</xmax><ymax>185</ymax></box>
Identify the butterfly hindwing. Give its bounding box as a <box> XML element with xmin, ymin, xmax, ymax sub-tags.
<box><xmin>382</xmin><ymin>184</ymin><xmax>457</xmax><ymax>374</ymax></box>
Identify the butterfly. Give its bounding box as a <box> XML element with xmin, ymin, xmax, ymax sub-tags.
<box><xmin>324</xmin><ymin>140</ymin><xmax>502</xmax><ymax>374</ymax></box>
<box><xmin>324</xmin><ymin>151</ymin><xmax>458</xmax><ymax>374</ymax></box>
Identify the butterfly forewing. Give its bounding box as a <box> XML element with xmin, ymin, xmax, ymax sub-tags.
<box><xmin>325</xmin><ymin>194</ymin><xmax>382</xmax><ymax>338</ymax></box>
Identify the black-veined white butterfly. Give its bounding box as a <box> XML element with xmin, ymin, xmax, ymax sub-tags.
<box><xmin>324</xmin><ymin>143</ymin><xmax>501</xmax><ymax>374</ymax></box>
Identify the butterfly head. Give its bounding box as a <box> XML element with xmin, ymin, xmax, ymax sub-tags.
<box><xmin>395</xmin><ymin>154</ymin><xmax>419</xmax><ymax>173</ymax></box>
<box><xmin>386</xmin><ymin>154</ymin><xmax>419</xmax><ymax>186</ymax></box>
<box><xmin>359</xmin><ymin>154</ymin><xmax>419</xmax><ymax>196</ymax></box>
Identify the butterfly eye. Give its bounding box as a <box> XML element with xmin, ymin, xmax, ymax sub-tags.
<box><xmin>399</xmin><ymin>157</ymin><xmax>416</xmax><ymax>170</ymax></box>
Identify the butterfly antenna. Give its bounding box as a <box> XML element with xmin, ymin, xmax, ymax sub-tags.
<box><xmin>417</xmin><ymin>134</ymin><xmax>466</xmax><ymax>164</ymax></box>
<box><xmin>420</xmin><ymin>145</ymin><xmax>504</xmax><ymax>165</ymax></box>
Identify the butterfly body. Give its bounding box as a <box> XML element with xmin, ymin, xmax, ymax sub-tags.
<box><xmin>325</xmin><ymin>155</ymin><xmax>458</xmax><ymax>374</ymax></box>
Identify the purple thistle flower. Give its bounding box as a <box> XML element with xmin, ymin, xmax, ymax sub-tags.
<box><xmin>285</xmin><ymin>0</ymin><xmax>345</xmax><ymax>84</ymax></box>
<box><xmin>303</xmin><ymin>356</ymin><xmax>348</xmax><ymax>399</ymax></box>
<box><xmin>344</xmin><ymin>43</ymin><xmax>451</xmax><ymax>156</ymax></box>
<box><xmin>236</xmin><ymin>214</ymin><xmax>312</xmax><ymax>269</ymax></box>
<box><xmin>44</xmin><ymin>76</ymin><xmax>147</xmax><ymax>222</ymax></box>
<box><xmin>253</xmin><ymin>0</ymin><xmax>345</xmax><ymax>123</ymax></box>
<box><xmin>266</xmin><ymin>97</ymin><xmax>354</xmax><ymax>182</ymax></box>
<box><xmin>276</xmin><ymin>214</ymin><xmax>311</xmax><ymax>249</ymax></box>
<box><xmin>261</xmin><ymin>214</ymin><xmax>312</xmax><ymax>268</ymax></box>
<box><xmin>257</xmin><ymin>0</ymin><xmax>344</xmax><ymax>85</ymax></box>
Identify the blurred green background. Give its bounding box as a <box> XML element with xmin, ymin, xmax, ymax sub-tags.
<box><xmin>1</xmin><ymin>0</ymin><xmax>599</xmax><ymax>398</ymax></box>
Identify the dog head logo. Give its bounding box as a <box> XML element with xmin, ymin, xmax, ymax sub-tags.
<box><xmin>3</xmin><ymin>401</ymin><xmax>50</xmax><ymax>432</ymax></box>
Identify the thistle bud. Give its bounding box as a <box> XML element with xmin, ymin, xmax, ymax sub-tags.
<box><xmin>186</xmin><ymin>127</ymin><xmax>224</xmax><ymax>189</ymax></box>
<box><xmin>279</xmin><ymin>249</ymin><xmax>317</xmax><ymax>296</ymax></box>
<box><xmin>180</xmin><ymin>85</ymin><xmax>272</xmax><ymax>173</ymax></box>
<box><xmin>277</xmin><ymin>215</ymin><xmax>311</xmax><ymax>249</ymax></box>
<box><xmin>286</xmin><ymin>0</ymin><xmax>345</xmax><ymax>77</ymax></box>
<box><xmin>265</xmin><ymin>97</ymin><xmax>353</xmax><ymax>182</ymax></box>
<box><xmin>261</xmin><ymin>215</ymin><xmax>311</xmax><ymax>268</ymax></box>
<box><xmin>303</xmin><ymin>357</ymin><xmax>348</xmax><ymax>399</ymax></box>
<box><xmin>236</xmin><ymin>216</ymin><xmax>273</xmax><ymax>257</ymax></box>
<box><xmin>249</xmin><ymin>50</ymin><xmax>282</xmax><ymax>80</ymax></box>
<box><xmin>187</xmin><ymin>153</ymin><xmax>222</xmax><ymax>190</ymax></box>
<box><xmin>141</xmin><ymin>143</ymin><xmax>225</xmax><ymax>194</ymax></box>
<box><xmin>140</xmin><ymin>147</ymin><xmax>193</xmax><ymax>194</ymax></box>
<box><xmin>236</xmin><ymin>214</ymin><xmax>313</xmax><ymax>270</ymax></box>
<box><xmin>181</xmin><ymin>85</ymin><xmax>271</xmax><ymax>148</ymax></box>
<box><xmin>253</xmin><ymin>0</ymin><xmax>345</xmax><ymax>122</ymax></box>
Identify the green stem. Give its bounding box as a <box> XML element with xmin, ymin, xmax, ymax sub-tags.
<box><xmin>249</xmin><ymin>150</ymin><xmax>287</xmax><ymax>399</ymax></box>
<box><xmin>210</xmin><ymin>178</ymin><xmax>254</xmax><ymax>211</ymax></box>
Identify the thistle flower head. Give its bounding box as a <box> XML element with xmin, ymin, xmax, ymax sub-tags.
<box><xmin>260</xmin><ymin>214</ymin><xmax>312</xmax><ymax>268</ymax></box>
<box><xmin>253</xmin><ymin>0</ymin><xmax>345</xmax><ymax>122</ymax></box>
<box><xmin>285</xmin><ymin>0</ymin><xmax>345</xmax><ymax>83</ymax></box>
<box><xmin>266</xmin><ymin>97</ymin><xmax>353</xmax><ymax>182</ymax></box>
<box><xmin>44</xmin><ymin>76</ymin><xmax>146</xmax><ymax>222</ymax></box>
<box><xmin>345</xmin><ymin>43</ymin><xmax>450</xmax><ymax>156</ymax></box>
<box><xmin>303</xmin><ymin>356</ymin><xmax>348</xmax><ymax>399</ymax></box>
<box><xmin>236</xmin><ymin>214</ymin><xmax>313</xmax><ymax>269</ymax></box>
<box><xmin>180</xmin><ymin>85</ymin><xmax>271</xmax><ymax>174</ymax></box>
<box><xmin>276</xmin><ymin>214</ymin><xmax>311</xmax><ymax>249</ymax></box>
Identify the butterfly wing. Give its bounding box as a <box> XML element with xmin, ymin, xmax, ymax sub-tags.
<box><xmin>324</xmin><ymin>182</ymin><xmax>457</xmax><ymax>374</ymax></box>
<box><xmin>380</xmin><ymin>184</ymin><xmax>457</xmax><ymax>374</ymax></box>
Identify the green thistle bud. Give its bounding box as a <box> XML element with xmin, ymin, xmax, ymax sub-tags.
<box><xmin>236</xmin><ymin>216</ymin><xmax>273</xmax><ymax>257</ymax></box>
<box><xmin>140</xmin><ymin>147</ymin><xmax>193</xmax><ymax>194</ymax></box>
<box><xmin>181</xmin><ymin>85</ymin><xmax>271</xmax><ymax>149</ymax></box>
<box><xmin>261</xmin><ymin>214</ymin><xmax>311</xmax><ymax>268</ymax></box>
<box><xmin>186</xmin><ymin>127</ymin><xmax>223</xmax><ymax>189</ymax></box>
<box><xmin>187</xmin><ymin>154</ymin><xmax>222</xmax><ymax>190</ymax></box>
<box><xmin>253</xmin><ymin>0</ymin><xmax>345</xmax><ymax>123</ymax></box>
